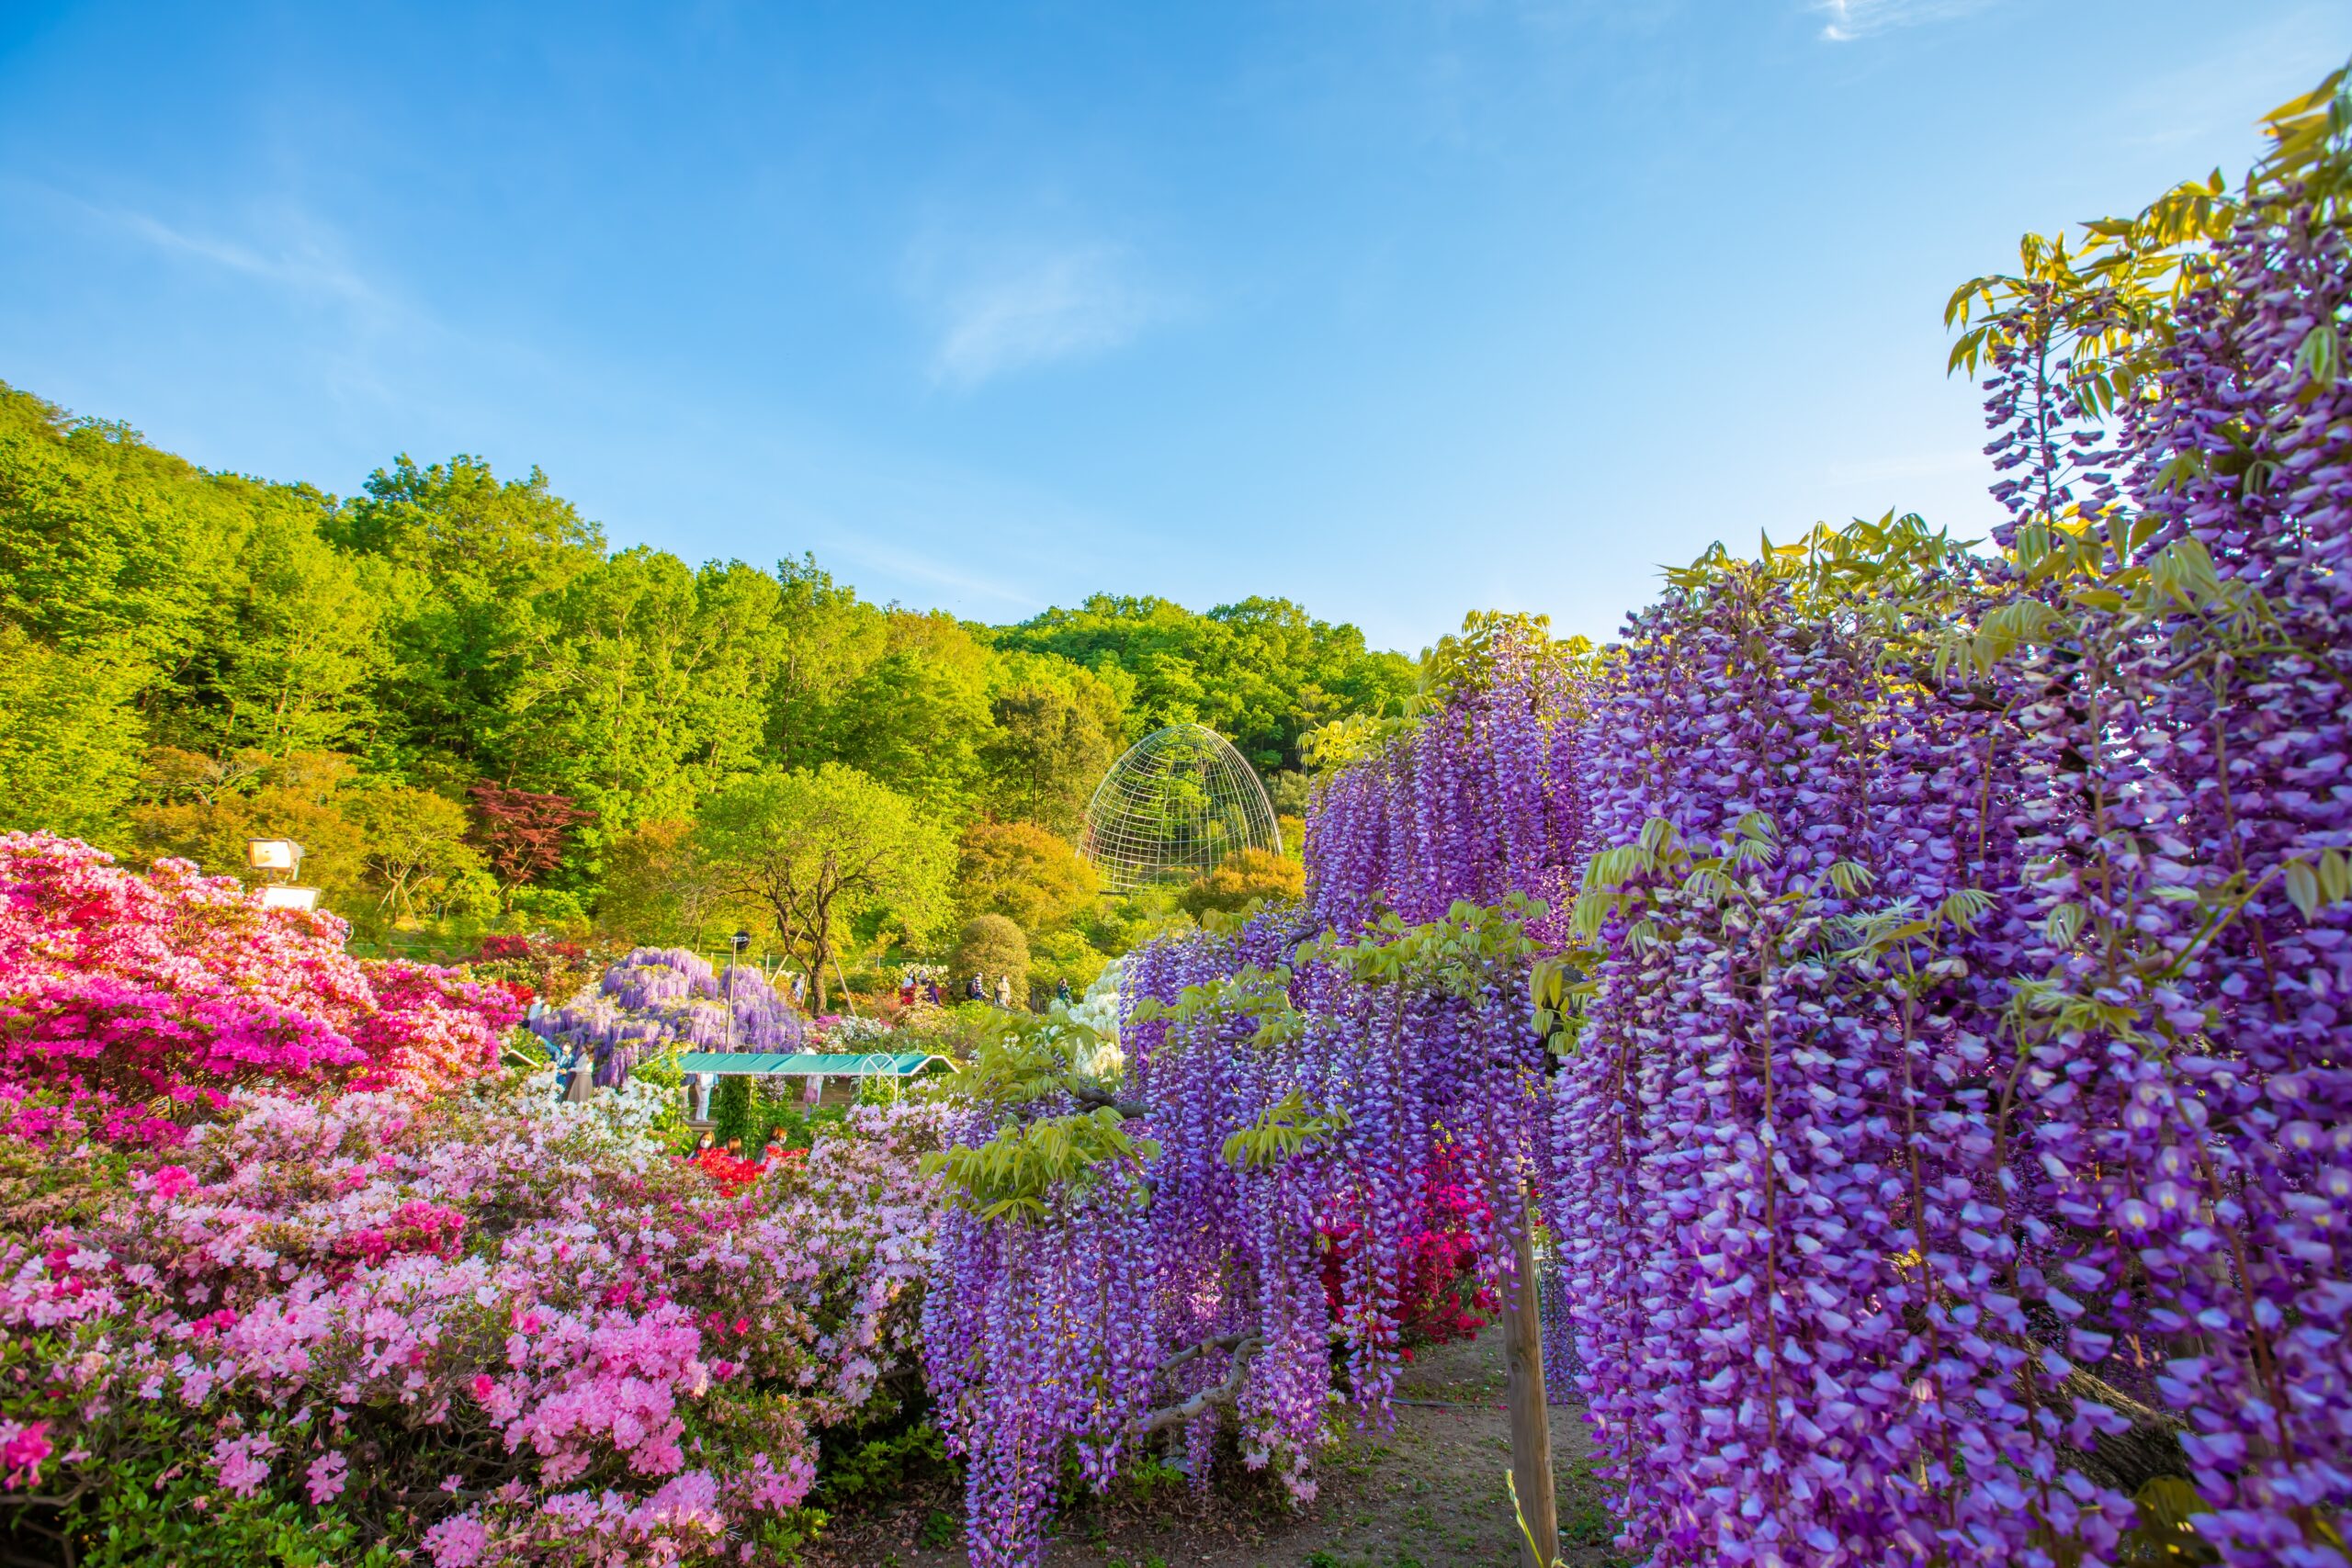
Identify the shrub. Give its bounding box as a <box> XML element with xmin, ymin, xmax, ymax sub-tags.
<box><xmin>950</xmin><ymin>915</ymin><xmax>1028</xmax><ymax>999</ymax></box>
<box><xmin>0</xmin><ymin>1083</ymin><xmax>944</xmax><ymax>1564</ymax></box>
<box><xmin>1175</xmin><ymin>846</ymin><xmax>1303</xmax><ymax>918</ymax></box>
<box><xmin>0</xmin><ymin>832</ymin><xmax>516</xmax><ymax>1147</ymax></box>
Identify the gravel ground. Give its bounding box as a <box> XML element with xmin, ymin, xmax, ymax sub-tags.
<box><xmin>808</xmin><ymin>1329</ymin><xmax>1633</xmax><ymax>1568</ymax></box>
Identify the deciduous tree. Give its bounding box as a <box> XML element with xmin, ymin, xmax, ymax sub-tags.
<box><xmin>596</xmin><ymin>818</ymin><xmax>732</xmax><ymax>945</ymax></box>
<box><xmin>695</xmin><ymin>764</ymin><xmax>952</xmax><ymax>1010</ymax></box>
<box><xmin>1176</xmin><ymin>845</ymin><xmax>1304</xmax><ymax>917</ymax></box>
<box><xmin>466</xmin><ymin>784</ymin><xmax>594</xmax><ymax>901</ymax></box>
<box><xmin>344</xmin><ymin>784</ymin><xmax>482</xmax><ymax>920</ymax></box>
<box><xmin>954</xmin><ymin>819</ymin><xmax>1099</xmax><ymax>933</ymax></box>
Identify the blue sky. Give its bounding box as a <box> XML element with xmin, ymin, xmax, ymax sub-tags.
<box><xmin>4</xmin><ymin>1</ymin><xmax>2346</xmax><ymax>653</ymax></box>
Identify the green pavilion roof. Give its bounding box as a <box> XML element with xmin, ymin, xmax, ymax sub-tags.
<box><xmin>673</xmin><ymin>1050</ymin><xmax>952</xmax><ymax>1077</ymax></box>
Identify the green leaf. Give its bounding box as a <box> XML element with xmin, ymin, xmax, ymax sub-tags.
<box><xmin>2286</xmin><ymin>859</ymin><xmax>2322</xmax><ymax>919</ymax></box>
<box><xmin>2321</xmin><ymin>848</ymin><xmax>2350</xmax><ymax>904</ymax></box>
<box><xmin>2297</xmin><ymin>322</ymin><xmax>2343</xmax><ymax>390</ymax></box>
<box><xmin>1939</xmin><ymin>888</ymin><xmax>1995</xmax><ymax>933</ymax></box>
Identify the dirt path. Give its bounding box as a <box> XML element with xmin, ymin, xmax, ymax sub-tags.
<box><xmin>808</xmin><ymin>1330</ymin><xmax>1631</xmax><ymax>1568</ymax></box>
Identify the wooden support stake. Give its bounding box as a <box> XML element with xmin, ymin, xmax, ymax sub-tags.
<box><xmin>1507</xmin><ymin>1202</ymin><xmax>1558</xmax><ymax>1568</ymax></box>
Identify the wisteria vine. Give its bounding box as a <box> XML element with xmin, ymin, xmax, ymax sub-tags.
<box><xmin>532</xmin><ymin>946</ymin><xmax>804</xmax><ymax>1086</ymax></box>
<box><xmin>920</xmin><ymin>76</ymin><xmax>2350</xmax><ymax>1568</ymax></box>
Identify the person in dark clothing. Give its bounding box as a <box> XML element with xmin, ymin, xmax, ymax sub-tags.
<box><xmin>1055</xmin><ymin>977</ymin><xmax>1072</xmax><ymax>1004</ymax></box>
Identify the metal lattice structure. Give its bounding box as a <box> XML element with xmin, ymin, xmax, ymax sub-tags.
<box><xmin>1081</xmin><ymin>723</ymin><xmax>1283</xmax><ymax>896</ymax></box>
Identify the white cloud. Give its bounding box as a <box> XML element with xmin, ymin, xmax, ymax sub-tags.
<box><xmin>1811</xmin><ymin>0</ymin><xmax>1992</xmax><ymax>42</ymax></box>
<box><xmin>9</xmin><ymin>182</ymin><xmax>551</xmax><ymax>429</ymax></box>
<box><xmin>107</xmin><ymin>207</ymin><xmax>388</xmax><ymax>310</ymax></box>
<box><xmin>914</xmin><ymin>240</ymin><xmax>1166</xmax><ymax>389</ymax></box>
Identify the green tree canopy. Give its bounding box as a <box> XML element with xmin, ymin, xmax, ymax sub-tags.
<box><xmin>0</xmin><ymin>625</ymin><xmax>147</xmax><ymax>842</ymax></box>
<box><xmin>695</xmin><ymin>763</ymin><xmax>953</xmax><ymax>1010</ymax></box>
<box><xmin>0</xmin><ymin>384</ymin><xmax>1416</xmax><ymax>955</ymax></box>
<box><xmin>952</xmin><ymin>914</ymin><xmax>1030</xmax><ymax>1000</ymax></box>
<box><xmin>993</xmin><ymin>593</ymin><xmax>1413</xmax><ymax>771</ymax></box>
<box><xmin>955</xmin><ymin>819</ymin><xmax>1100</xmax><ymax>934</ymax></box>
<box><xmin>980</xmin><ymin>651</ymin><xmax>1125</xmax><ymax>833</ymax></box>
<box><xmin>821</xmin><ymin>611</ymin><xmax>997</xmax><ymax>820</ymax></box>
<box><xmin>765</xmin><ymin>555</ymin><xmax>889</xmax><ymax>769</ymax></box>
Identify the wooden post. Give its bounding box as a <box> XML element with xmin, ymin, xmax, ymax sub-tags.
<box><xmin>1507</xmin><ymin>1201</ymin><xmax>1558</xmax><ymax>1568</ymax></box>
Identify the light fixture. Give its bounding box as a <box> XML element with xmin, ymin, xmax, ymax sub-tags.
<box><xmin>726</xmin><ymin>931</ymin><xmax>751</xmax><ymax>1052</ymax></box>
<box><xmin>247</xmin><ymin>840</ymin><xmax>316</xmax><ymax>914</ymax></box>
<box><xmin>247</xmin><ymin>840</ymin><xmax>304</xmax><ymax>873</ymax></box>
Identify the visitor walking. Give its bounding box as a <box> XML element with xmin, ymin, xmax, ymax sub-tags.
<box><xmin>925</xmin><ymin>979</ymin><xmax>943</xmax><ymax>1007</ymax></box>
<box><xmin>1055</xmin><ymin>977</ymin><xmax>1071</xmax><ymax>1005</ymax></box>
<box><xmin>967</xmin><ymin>971</ymin><xmax>985</xmax><ymax>1002</ymax></box>
<box><xmin>994</xmin><ymin>974</ymin><xmax>1012</xmax><ymax>1010</ymax></box>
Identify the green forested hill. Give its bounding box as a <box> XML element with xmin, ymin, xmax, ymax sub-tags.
<box><xmin>0</xmin><ymin>381</ymin><xmax>1409</xmax><ymax>983</ymax></box>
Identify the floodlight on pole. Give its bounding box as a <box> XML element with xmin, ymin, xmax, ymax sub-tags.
<box><xmin>246</xmin><ymin>840</ymin><xmax>304</xmax><ymax>874</ymax></box>
<box><xmin>246</xmin><ymin>840</ymin><xmax>317</xmax><ymax>912</ymax></box>
<box><xmin>727</xmin><ymin>930</ymin><xmax>751</xmax><ymax>1052</ymax></box>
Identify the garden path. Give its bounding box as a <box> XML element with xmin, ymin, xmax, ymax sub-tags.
<box><xmin>812</xmin><ymin>1328</ymin><xmax>1630</xmax><ymax>1568</ymax></box>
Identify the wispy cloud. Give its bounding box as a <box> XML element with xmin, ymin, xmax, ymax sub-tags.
<box><xmin>7</xmin><ymin>181</ymin><xmax>528</xmax><ymax>424</ymax></box>
<box><xmin>1811</xmin><ymin>0</ymin><xmax>1993</xmax><ymax>42</ymax></box>
<box><xmin>105</xmin><ymin>206</ymin><xmax>389</xmax><ymax>310</ymax></box>
<box><xmin>910</xmin><ymin>237</ymin><xmax>1168</xmax><ymax>390</ymax></box>
<box><xmin>812</xmin><ymin>525</ymin><xmax>1043</xmax><ymax>611</ymax></box>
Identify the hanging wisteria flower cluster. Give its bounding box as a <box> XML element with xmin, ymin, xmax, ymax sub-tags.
<box><xmin>922</xmin><ymin>71</ymin><xmax>2352</xmax><ymax>1568</ymax></box>
<box><xmin>532</xmin><ymin>946</ymin><xmax>804</xmax><ymax>1087</ymax></box>
<box><xmin>1303</xmin><ymin>613</ymin><xmax>1589</xmax><ymax>940</ymax></box>
<box><xmin>1541</xmin><ymin>85</ymin><xmax>2352</xmax><ymax>1562</ymax></box>
<box><xmin>921</xmin><ymin>636</ymin><xmax>1578</xmax><ymax>1566</ymax></box>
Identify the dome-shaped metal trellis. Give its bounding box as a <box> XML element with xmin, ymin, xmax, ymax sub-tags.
<box><xmin>1081</xmin><ymin>723</ymin><xmax>1283</xmax><ymax>896</ymax></box>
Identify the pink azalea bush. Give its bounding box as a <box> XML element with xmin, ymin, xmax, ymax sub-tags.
<box><xmin>0</xmin><ymin>832</ymin><xmax>518</xmax><ymax>1145</ymax></box>
<box><xmin>0</xmin><ymin>1079</ymin><xmax>943</xmax><ymax>1565</ymax></box>
<box><xmin>1</xmin><ymin>830</ymin><xmax>945</xmax><ymax>1563</ymax></box>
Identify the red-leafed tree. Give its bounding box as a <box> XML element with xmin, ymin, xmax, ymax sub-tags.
<box><xmin>466</xmin><ymin>784</ymin><xmax>594</xmax><ymax>899</ymax></box>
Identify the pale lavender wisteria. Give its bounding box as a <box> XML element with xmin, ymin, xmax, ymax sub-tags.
<box><xmin>532</xmin><ymin>947</ymin><xmax>803</xmax><ymax>1087</ymax></box>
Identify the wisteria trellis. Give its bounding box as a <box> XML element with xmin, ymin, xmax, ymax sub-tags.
<box><xmin>531</xmin><ymin>946</ymin><xmax>805</xmax><ymax>1087</ymax></box>
<box><xmin>921</xmin><ymin>98</ymin><xmax>2352</xmax><ymax>1568</ymax></box>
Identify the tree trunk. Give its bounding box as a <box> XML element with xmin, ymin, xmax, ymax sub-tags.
<box><xmin>808</xmin><ymin>886</ymin><xmax>832</xmax><ymax>1013</ymax></box>
<box><xmin>1507</xmin><ymin>1206</ymin><xmax>1558</xmax><ymax>1568</ymax></box>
